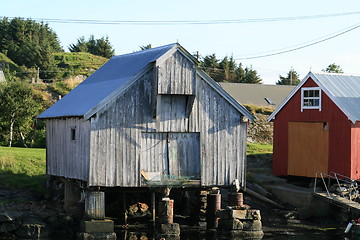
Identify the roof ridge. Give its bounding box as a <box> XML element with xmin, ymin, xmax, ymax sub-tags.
<box><xmin>312</xmin><ymin>71</ymin><xmax>360</xmax><ymax>77</ymax></box>
<box><xmin>111</xmin><ymin>43</ymin><xmax>177</xmax><ymax>59</ymax></box>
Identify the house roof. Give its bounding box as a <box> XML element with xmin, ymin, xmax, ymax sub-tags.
<box><xmin>38</xmin><ymin>43</ymin><xmax>177</xmax><ymax>119</ymax></box>
<box><xmin>268</xmin><ymin>72</ymin><xmax>360</xmax><ymax>123</ymax></box>
<box><xmin>219</xmin><ymin>83</ymin><xmax>295</xmax><ymax>108</ymax></box>
<box><xmin>39</xmin><ymin>43</ymin><xmax>254</xmax><ymax>121</ymax></box>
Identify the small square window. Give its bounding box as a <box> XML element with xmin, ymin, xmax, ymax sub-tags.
<box><xmin>301</xmin><ymin>87</ymin><xmax>321</xmax><ymax>112</ymax></box>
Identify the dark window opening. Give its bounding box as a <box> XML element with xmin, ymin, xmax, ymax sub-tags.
<box><xmin>71</xmin><ymin>128</ymin><xmax>76</xmax><ymax>141</ymax></box>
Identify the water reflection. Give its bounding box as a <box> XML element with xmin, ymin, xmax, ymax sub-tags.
<box><xmin>114</xmin><ymin>229</ymin><xmax>346</xmax><ymax>240</ymax></box>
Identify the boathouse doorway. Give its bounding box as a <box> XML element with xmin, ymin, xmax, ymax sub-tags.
<box><xmin>288</xmin><ymin>122</ymin><xmax>329</xmax><ymax>177</ymax></box>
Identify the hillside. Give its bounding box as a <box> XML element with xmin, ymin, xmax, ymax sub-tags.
<box><xmin>52</xmin><ymin>52</ymin><xmax>108</xmax><ymax>78</ymax></box>
<box><xmin>0</xmin><ymin>53</ymin><xmax>19</xmax><ymax>71</ymax></box>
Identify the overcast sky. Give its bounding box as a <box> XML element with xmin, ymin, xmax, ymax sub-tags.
<box><xmin>2</xmin><ymin>0</ymin><xmax>360</xmax><ymax>84</ymax></box>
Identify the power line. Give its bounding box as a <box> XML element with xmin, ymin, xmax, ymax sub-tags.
<box><xmin>3</xmin><ymin>11</ymin><xmax>360</xmax><ymax>25</ymax></box>
<box><xmin>234</xmin><ymin>22</ymin><xmax>360</xmax><ymax>60</ymax></box>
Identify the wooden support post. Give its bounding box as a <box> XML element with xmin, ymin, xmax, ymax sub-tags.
<box><xmin>151</xmin><ymin>191</ymin><xmax>156</xmax><ymax>223</ymax></box>
<box><xmin>122</xmin><ymin>192</ymin><xmax>127</xmax><ymax>224</ymax></box>
<box><xmin>182</xmin><ymin>191</ymin><xmax>190</xmax><ymax>216</ymax></box>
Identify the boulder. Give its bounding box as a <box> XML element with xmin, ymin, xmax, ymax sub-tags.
<box><xmin>16</xmin><ymin>223</ymin><xmax>50</xmax><ymax>238</ymax></box>
<box><xmin>0</xmin><ymin>212</ymin><xmax>16</xmax><ymax>223</ymax></box>
<box><xmin>242</xmin><ymin>220</ymin><xmax>262</xmax><ymax>231</ymax></box>
<box><xmin>218</xmin><ymin>219</ymin><xmax>243</xmax><ymax>230</ymax></box>
<box><xmin>0</xmin><ymin>222</ymin><xmax>16</xmax><ymax>232</ymax></box>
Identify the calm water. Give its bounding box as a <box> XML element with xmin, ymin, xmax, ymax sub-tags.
<box><xmin>112</xmin><ymin>229</ymin><xmax>348</xmax><ymax>240</ymax></box>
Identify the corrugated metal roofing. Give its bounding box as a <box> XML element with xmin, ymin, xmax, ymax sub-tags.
<box><xmin>314</xmin><ymin>73</ymin><xmax>360</xmax><ymax>123</ymax></box>
<box><xmin>39</xmin><ymin>43</ymin><xmax>254</xmax><ymax>121</ymax></box>
<box><xmin>268</xmin><ymin>72</ymin><xmax>360</xmax><ymax>123</ymax></box>
<box><xmin>38</xmin><ymin>43</ymin><xmax>177</xmax><ymax>118</ymax></box>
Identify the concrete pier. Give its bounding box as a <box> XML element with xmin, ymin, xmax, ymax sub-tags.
<box><xmin>77</xmin><ymin>191</ymin><xmax>116</xmax><ymax>240</ymax></box>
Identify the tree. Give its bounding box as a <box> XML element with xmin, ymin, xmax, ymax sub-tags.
<box><xmin>201</xmin><ymin>54</ymin><xmax>221</xmax><ymax>81</ymax></box>
<box><xmin>243</xmin><ymin>66</ymin><xmax>262</xmax><ymax>84</ymax></box>
<box><xmin>276</xmin><ymin>69</ymin><xmax>300</xmax><ymax>85</ymax></box>
<box><xmin>0</xmin><ymin>82</ymin><xmax>42</xmax><ymax>147</ymax></box>
<box><xmin>68</xmin><ymin>35</ymin><xmax>115</xmax><ymax>58</ymax></box>
<box><xmin>68</xmin><ymin>36</ymin><xmax>88</xmax><ymax>52</ymax></box>
<box><xmin>140</xmin><ymin>44</ymin><xmax>152</xmax><ymax>50</ymax></box>
<box><xmin>323</xmin><ymin>63</ymin><xmax>344</xmax><ymax>73</ymax></box>
<box><xmin>200</xmin><ymin>54</ymin><xmax>263</xmax><ymax>83</ymax></box>
<box><xmin>0</xmin><ymin>17</ymin><xmax>63</xmax><ymax>79</ymax></box>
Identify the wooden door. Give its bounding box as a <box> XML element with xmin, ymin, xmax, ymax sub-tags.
<box><xmin>288</xmin><ymin>122</ymin><xmax>329</xmax><ymax>177</ymax></box>
<box><xmin>167</xmin><ymin>133</ymin><xmax>200</xmax><ymax>178</ymax></box>
<box><xmin>141</xmin><ymin>132</ymin><xmax>200</xmax><ymax>179</ymax></box>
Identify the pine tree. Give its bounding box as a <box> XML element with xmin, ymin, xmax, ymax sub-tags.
<box><xmin>276</xmin><ymin>69</ymin><xmax>300</xmax><ymax>85</ymax></box>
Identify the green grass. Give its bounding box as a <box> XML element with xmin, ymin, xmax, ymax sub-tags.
<box><xmin>247</xmin><ymin>142</ymin><xmax>273</xmax><ymax>155</ymax></box>
<box><xmin>0</xmin><ymin>146</ymin><xmax>46</xmax><ymax>193</ymax></box>
<box><xmin>53</xmin><ymin>52</ymin><xmax>108</xmax><ymax>77</ymax></box>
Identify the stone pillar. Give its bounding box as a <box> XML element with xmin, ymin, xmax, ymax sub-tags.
<box><xmin>78</xmin><ymin>191</ymin><xmax>116</xmax><ymax>240</ymax></box>
<box><xmin>206</xmin><ymin>192</ymin><xmax>221</xmax><ymax>229</ymax></box>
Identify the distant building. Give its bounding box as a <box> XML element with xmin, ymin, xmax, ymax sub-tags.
<box><xmin>220</xmin><ymin>83</ymin><xmax>295</xmax><ymax>108</ymax></box>
<box><xmin>269</xmin><ymin>72</ymin><xmax>360</xmax><ymax>179</ymax></box>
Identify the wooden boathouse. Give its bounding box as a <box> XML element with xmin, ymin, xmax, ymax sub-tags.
<box><xmin>38</xmin><ymin>43</ymin><xmax>254</xmax><ymax>190</ymax></box>
<box><xmin>269</xmin><ymin>72</ymin><xmax>360</xmax><ymax>179</ymax></box>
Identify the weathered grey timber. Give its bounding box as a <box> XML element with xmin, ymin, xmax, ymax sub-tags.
<box><xmin>39</xmin><ymin>43</ymin><xmax>254</xmax><ymax>188</ymax></box>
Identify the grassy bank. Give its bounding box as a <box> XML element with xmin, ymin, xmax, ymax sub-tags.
<box><xmin>247</xmin><ymin>142</ymin><xmax>273</xmax><ymax>155</ymax></box>
<box><xmin>0</xmin><ymin>146</ymin><xmax>46</xmax><ymax>193</ymax></box>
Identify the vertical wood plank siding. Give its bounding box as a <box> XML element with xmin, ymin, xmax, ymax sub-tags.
<box><xmin>157</xmin><ymin>50</ymin><xmax>196</xmax><ymax>95</ymax></box>
<box><xmin>46</xmin><ymin>118</ymin><xmax>90</xmax><ymax>181</ymax></box>
<box><xmin>50</xmin><ymin>50</ymin><xmax>247</xmax><ymax>187</ymax></box>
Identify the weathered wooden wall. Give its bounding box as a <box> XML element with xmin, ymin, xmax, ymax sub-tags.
<box><xmin>46</xmin><ymin>118</ymin><xmax>90</xmax><ymax>181</ymax></box>
<box><xmin>157</xmin><ymin>50</ymin><xmax>196</xmax><ymax>95</ymax></box>
<box><xmin>191</xmin><ymin>74</ymin><xmax>247</xmax><ymax>186</ymax></box>
<box><xmin>52</xmin><ymin>50</ymin><xmax>247</xmax><ymax>187</ymax></box>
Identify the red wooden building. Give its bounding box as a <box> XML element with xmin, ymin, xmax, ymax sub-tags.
<box><xmin>268</xmin><ymin>72</ymin><xmax>360</xmax><ymax>179</ymax></box>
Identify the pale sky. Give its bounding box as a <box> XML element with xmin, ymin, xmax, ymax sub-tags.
<box><xmin>2</xmin><ymin>0</ymin><xmax>360</xmax><ymax>84</ymax></box>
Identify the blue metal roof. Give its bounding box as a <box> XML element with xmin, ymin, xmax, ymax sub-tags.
<box><xmin>38</xmin><ymin>43</ymin><xmax>177</xmax><ymax>118</ymax></box>
<box><xmin>39</xmin><ymin>43</ymin><xmax>253</xmax><ymax>121</ymax></box>
<box><xmin>269</xmin><ymin>72</ymin><xmax>360</xmax><ymax>123</ymax></box>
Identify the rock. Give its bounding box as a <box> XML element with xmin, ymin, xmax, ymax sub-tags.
<box><xmin>247</xmin><ymin>209</ymin><xmax>261</xmax><ymax>220</ymax></box>
<box><xmin>129</xmin><ymin>203</ymin><xmax>139</xmax><ymax>215</ymax></box>
<box><xmin>231</xmin><ymin>209</ymin><xmax>247</xmax><ymax>220</ymax></box>
<box><xmin>218</xmin><ymin>219</ymin><xmax>243</xmax><ymax>230</ymax></box>
<box><xmin>158</xmin><ymin>223</ymin><xmax>180</xmax><ymax>236</ymax></box>
<box><xmin>242</xmin><ymin>220</ymin><xmax>262</xmax><ymax>231</ymax></box>
<box><xmin>0</xmin><ymin>222</ymin><xmax>16</xmax><ymax>232</ymax></box>
<box><xmin>216</xmin><ymin>209</ymin><xmax>231</xmax><ymax>219</ymax></box>
<box><xmin>77</xmin><ymin>232</ymin><xmax>117</xmax><ymax>240</ymax></box>
<box><xmin>0</xmin><ymin>212</ymin><xmax>16</xmax><ymax>223</ymax></box>
<box><xmin>16</xmin><ymin>223</ymin><xmax>50</xmax><ymax>238</ymax></box>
